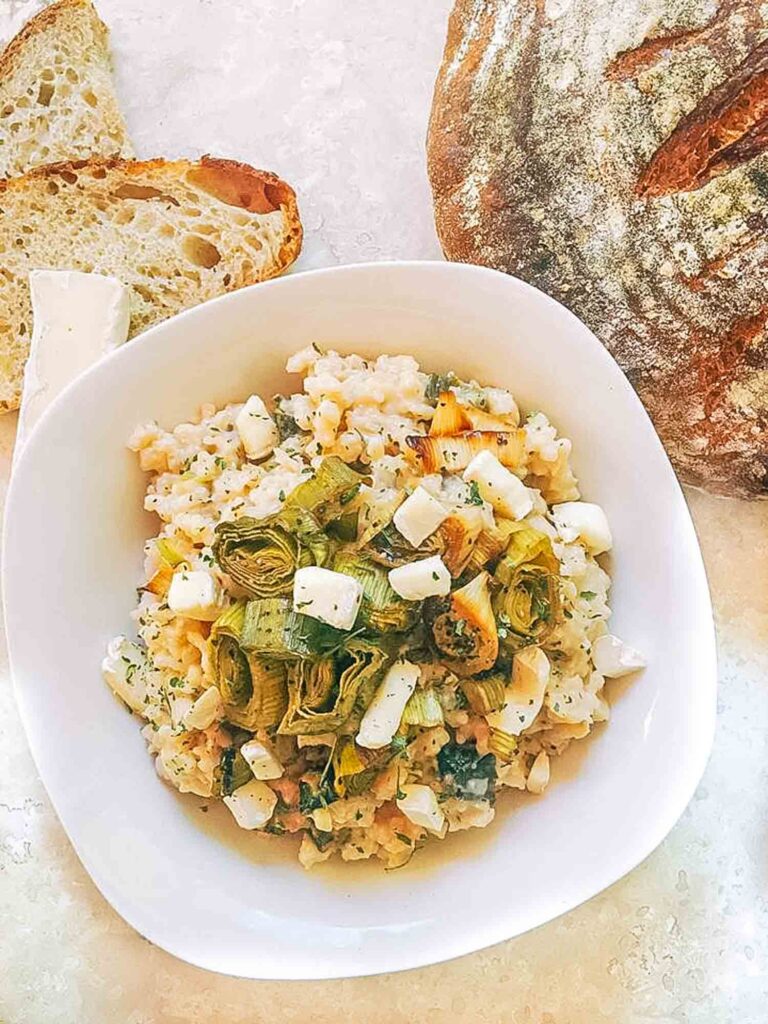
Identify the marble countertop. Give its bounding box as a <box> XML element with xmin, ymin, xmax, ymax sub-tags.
<box><xmin>0</xmin><ymin>1</ymin><xmax>766</xmax><ymax>1021</ymax></box>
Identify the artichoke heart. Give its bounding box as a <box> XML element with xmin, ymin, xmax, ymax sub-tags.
<box><xmin>210</xmin><ymin>602</ymin><xmax>288</xmax><ymax>728</ymax></box>
<box><xmin>426</xmin><ymin>571</ymin><xmax>499</xmax><ymax>676</ymax></box>
<box><xmin>498</xmin><ymin>523</ymin><xmax>560</xmax><ymax>575</ymax></box>
<box><xmin>429</xmin><ymin>390</ymin><xmax>472</xmax><ymax>436</ymax></box>
<box><xmin>213</xmin><ymin>505</ymin><xmax>330</xmax><ymax>598</ymax></box>
<box><xmin>405</xmin><ymin>430</ymin><xmax>526</xmax><ymax>473</ymax></box>
<box><xmin>493</xmin><ymin>526</ymin><xmax>561</xmax><ymax>648</ymax></box>
<box><xmin>278</xmin><ymin>641</ymin><xmax>388</xmax><ymax>735</ymax></box>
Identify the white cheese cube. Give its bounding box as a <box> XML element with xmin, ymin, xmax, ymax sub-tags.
<box><xmin>101</xmin><ymin>635</ymin><xmax>148</xmax><ymax>714</ymax></box>
<box><xmin>552</xmin><ymin>501</ymin><xmax>613</xmax><ymax>555</ymax></box>
<box><xmin>310</xmin><ymin>807</ymin><xmax>333</xmax><ymax>832</ymax></box>
<box><xmin>463</xmin><ymin>450</ymin><xmax>533</xmax><ymax>520</ymax></box>
<box><xmin>485</xmin><ymin>387</ymin><xmax>519</xmax><ymax>419</ymax></box>
<box><xmin>356</xmin><ymin>660</ymin><xmax>420</xmax><ymax>749</ymax></box>
<box><xmin>183</xmin><ymin>686</ymin><xmax>222</xmax><ymax>730</ymax></box>
<box><xmin>293</xmin><ymin>566</ymin><xmax>363</xmax><ymax>631</ymax></box>
<box><xmin>236</xmin><ymin>394</ymin><xmax>279</xmax><ymax>461</ymax></box>
<box><xmin>526</xmin><ymin>751</ymin><xmax>551</xmax><ymax>794</ymax></box>
<box><xmin>223</xmin><ymin>780</ymin><xmax>277</xmax><ymax>830</ymax></box>
<box><xmin>592</xmin><ymin>634</ymin><xmax>646</xmax><ymax>677</ymax></box>
<box><xmin>393</xmin><ymin>486</ymin><xmax>449</xmax><ymax>547</ymax></box>
<box><xmin>397</xmin><ymin>784</ymin><xmax>446</xmax><ymax>834</ymax></box>
<box><xmin>240</xmin><ymin>738</ymin><xmax>284</xmax><ymax>780</ymax></box>
<box><xmin>167</xmin><ymin>570</ymin><xmax>223</xmax><ymax>621</ymax></box>
<box><xmin>487</xmin><ymin>647</ymin><xmax>551</xmax><ymax>736</ymax></box>
<box><xmin>388</xmin><ymin>555</ymin><xmax>451</xmax><ymax>601</ymax></box>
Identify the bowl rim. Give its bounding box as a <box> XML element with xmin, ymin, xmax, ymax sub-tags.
<box><xmin>3</xmin><ymin>259</ymin><xmax>718</xmax><ymax>979</ymax></box>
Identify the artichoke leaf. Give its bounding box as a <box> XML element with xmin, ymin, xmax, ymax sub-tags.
<box><xmin>278</xmin><ymin>641</ymin><xmax>388</xmax><ymax>735</ymax></box>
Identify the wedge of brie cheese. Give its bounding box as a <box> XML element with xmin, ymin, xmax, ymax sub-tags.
<box><xmin>16</xmin><ymin>270</ymin><xmax>130</xmax><ymax>453</ymax></box>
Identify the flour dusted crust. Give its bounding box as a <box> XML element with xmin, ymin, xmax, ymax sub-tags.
<box><xmin>428</xmin><ymin>0</ymin><xmax>768</xmax><ymax>497</ymax></box>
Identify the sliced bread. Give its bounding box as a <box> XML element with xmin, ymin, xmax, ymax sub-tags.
<box><xmin>0</xmin><ymin>0</ymin><xmax>131</xmax><ymax>178</ymax></box>
<box><xmin>0</xmin><ymin>155</ymin><xmax>303</xmax><ymax>411</ymax></box>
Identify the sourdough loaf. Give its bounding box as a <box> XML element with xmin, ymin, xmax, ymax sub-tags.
<box><xmin>428</xmin><ymin>0</ymin><xmax>768</xmax><ymax>498</ymax></box>
<box><xmin>0</xmin><ymin>156</ymin><xmax>302</xmax><ymax>411</ymax></box>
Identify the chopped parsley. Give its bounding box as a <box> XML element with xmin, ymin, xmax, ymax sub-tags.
<box><xmin>466</xmin><ymin>480</ymin><xmax>484</xmax><ymax>506</ymax></box>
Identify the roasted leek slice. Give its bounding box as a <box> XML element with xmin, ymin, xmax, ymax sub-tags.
<box><xmin>429</xmin><ymin>390</ymin><xmax>472</xmax><ymax>436</ymax></box>
<box><xmin>406</xmin><ymin>430</ymin><xmax>526</xmax><ymax>473</ymax></box>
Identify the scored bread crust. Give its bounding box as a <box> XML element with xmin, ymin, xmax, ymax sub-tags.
<box><xmin>428</xmin><ymin>0</ymin><xmax>768</xmax><ymax>498</ymax></box>
<box><xmin>0</xmin><ymin>154</ymin><xmax>303</xmax><ymax>412</ymax></box>
<box><xmin>0</xmin><ymin>0</ymin><xmax>132</xmax><ymax>177</ymax></box>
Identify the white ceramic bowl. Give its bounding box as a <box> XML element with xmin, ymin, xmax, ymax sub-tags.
<box><xmin>4</xmin><ymin>262</ymin><xmax>716</xmax><ymax>979</ymax></box>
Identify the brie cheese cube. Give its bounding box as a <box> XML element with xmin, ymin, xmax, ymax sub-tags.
<box><xmin>463</xmin><ymin>450</ymin><xmax>533</xmax><ymax>520</ymax></box>
<box><xmin>552</xmin><ymin>501</ymin><xmax>613</xmax><ymax>555</ymax></box>
<box><xmin>388</xmin><ymin>555</ymin><xmax>451</xmax><ymax>601</ymax></box>
<box><xmin>236</xmin><ymin>394</ymin><xmax>279</xmax><ymax>461</ymax></box>
<box><xmin>293</xmin><ymin>566</ymin><xmax>363</xmax><ymax>630</ymax></box>
<box><xmin>397</xmin><ymin>784</ymin><xmax>446</xmax><ymax>834</ymax></box>
<box><xmin>240</xmin><ymin>738</ymin><xmax>284</xmax><ymax>780</ymax></box>
<box><xmin>487</xmin><ymin>647</ymin><xmax>551</xmax><ymax>736</ymax></box>
<box><xmin>17</xmin><ymin>271</ymin><xmax>130</xmax><ymax>453</ymax></box>
<box><xmin>223</xmin><ymin>780</ymin><xmax>277</xmax><ymax>830</ymax></box>
<box><xmin>167</xmin><ymin>570</ymin><xmax>223</xmax><ymax>621</ymax></box>
<box><xmin>592</xmin><ymin>634</ymin><xmax>646</xmax><ymax>677</ymax></box>
<box><xmin>393</xmin><ymin>486</ymin><xmax>449</xmax><ymax>547</ymax></box>
<box><xmin>356</xmin><ymin>660</ymin><xmax>420</xmax><ymax>749</ymax></box>
<box><xmin>183</xmin><ymin>686</ymin><xmax>222</xmax><ymax>730</ymax></box>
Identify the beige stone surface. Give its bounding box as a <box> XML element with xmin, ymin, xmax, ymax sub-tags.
<box><xmin>1</xmin><ymin>2</ymin><xmax>766</xmax><ymax>1021</ymax></box>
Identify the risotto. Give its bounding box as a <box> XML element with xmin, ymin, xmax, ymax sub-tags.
<box><xmin>103</xmin><ymin>346</ymin><xmax>645</xmax><ymax>869</ymax></box>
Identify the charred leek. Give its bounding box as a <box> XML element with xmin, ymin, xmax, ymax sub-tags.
<box><xmin>426</xmin><ymin>571</ymin><xmax>499</xmax><ymax>676</ymax></box>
